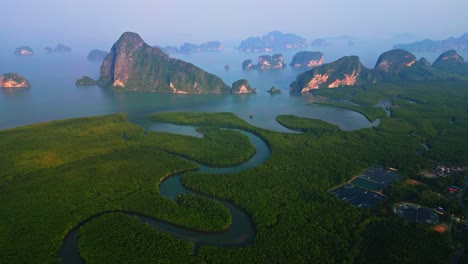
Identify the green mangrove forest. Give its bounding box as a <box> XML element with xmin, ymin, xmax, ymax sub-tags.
<box><xmin>1</xmin><ymin>80</ymin><xmax>467</xmax><ymax>263</ymax></box>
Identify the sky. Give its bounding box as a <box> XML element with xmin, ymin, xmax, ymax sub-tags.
<box><xmin>3</xmin><ymin>0</ymin><xmax>468</xmax><ymax>50</ymax></box>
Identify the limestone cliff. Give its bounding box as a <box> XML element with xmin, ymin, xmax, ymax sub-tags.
<box><xmin>374</xmin><ymin>49</ymin><xmax>416</xmax><ymax>79</ymax></box>
<box><xmin>231</xmin><ymin>79</ymin><xmax>256</xmax><ymax>94</ymax></box>
<box><xmin>289</xmin><ymin>56</ymin><xmax>373</xmax><ymax>93</ymax></box>
<box><xmin>242</xmin><ymin>54</ymin><xmax>286</xmax><ymax>70</ymax></box>
<box><xmin>290</xmin><ymin>51</ymin><xmax>324</xmax><ymax>68</ymax></box>
<box><xmin>432</xmin><ymin>50</ymin><xmax>468</xmax><ymax>76</ymax></box>
<box><xmin>98</xmin><ymin>32</ymin><xmax>230</xmax><ymax>93</ymax></box>
<box><xmin>0</xmin><ymin>73</ymin><xmax>31</xmax><ymax>88</ymax></box>
<box><xmin>289</xmin><ymin>49</ymin><xmax>461</xmax><ymax>93</ymax></box>
<box><xmin>258</xmin><ymin>54</ymin><xmax>286</xmax><ymax>69</ymax></box>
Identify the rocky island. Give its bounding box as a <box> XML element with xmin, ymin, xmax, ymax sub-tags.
<box><xmin>14</xmin><ymin>46</ymin><xmax>34</xmax><ymax>56</ymax></box>
<box><xmin>239</xmin><ymin>31</ymin><xmax>307</xmax><ymax>52</ymax></box>
<box><xmin>393</xmin><ymin>33</ymin><xmax>468</xmax><ymax>52</ymax></box>
<box><xmin>290</xmin><ymin>51</ymin><xmax>324</xmax><ymax>68</ymax></box>
<box><xmin>242</xmin><ymin>54</ymin><xmax>286</xmax><ymax>70</ymax></box>
<box><xmin>267</xmin><ymin>86</ymin><xmax>282</xmax><ymax>94</ymax></box>
<box><xmin>432</xmin><ymin>50</ymin><xmax>468</xmax><ymax>76</ymax></box>
<box><xmin>97</xmin><ymin>32</ymin><xmax>230</xmax><ymax>94</ymax></box>
<box><xmin>0</xmin><ymin>73</ymin><xmax>31</xmax><ymax>88</ymax></box>
<box><xmin>310</xmin><ymin>39</ymin><xmax>329</xmax><ymax>47</ymax></box>
<box><xmin>289</xmin><ymin>49</ymin><xmax>464</xmax><ymax>93</ymax></box>
<box><xmin>87</xmin><ymin>49</ymin><xmax>108</xmax><ymax>61</ymax></box>
<box><xmin>231</xmin><ymin>79</ymin><xmax>256</xmax><ymax>94</ymax></box>
<box><xmin>76</xmin><ymin>76</ymin><xmax>98</xmax><ymax>86</ymax></box>
<box><xmin>44</xmin><ymin>44</ymin><xmax>72</xmax><ymax>53</ymax></box>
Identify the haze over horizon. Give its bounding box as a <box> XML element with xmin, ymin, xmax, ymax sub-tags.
<box><xmin>3</xmin><ymin>0</ymin><xmax>468</xmax><ymax>50</ymax></box>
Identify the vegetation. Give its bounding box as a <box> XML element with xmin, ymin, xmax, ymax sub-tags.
<box><xmin>78</xmin><ymin>213</ymin><xmax>202</xmax><ymax>263</ymax></box>
<box><xmin>144</xmin><ymin>127</ymin><xmax>255</xmax><ymax>166</ymax></box>
<box><xmin>1</xmin><ymin>80</ymin><xmax>468</xmax><ymax>263</ymax></box>
<box><xmin>276</xmin><ymin>114</ymin><xmax>339</xmax><ymax>135</ymax></box>
<box><xmin>232</xmin><ymin>79</ymin><xmax>256</xmax><ymax>93</ymax></box>
<box><xmin>312</xmin><ymin>101</ymin><xmax>387</xmax><ymax>122</ymax></box>
<box><xmin>98</xmin><ymin>32</ymin><xmax>230</xmax><ymax>93</ymax></box>
<box><xmin>0</xmin><ymin>114</ymin><xmax>254</xmax><ymax>263</ymax></box>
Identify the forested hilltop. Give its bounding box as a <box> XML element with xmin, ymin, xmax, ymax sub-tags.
<box><xmin>1</xmin><ymin>80</ymin><xmax>467</xmax><ymax>263</ymax></box>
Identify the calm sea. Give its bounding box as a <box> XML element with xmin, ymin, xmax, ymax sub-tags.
<box><xmin>1</xmin><ymin>44</ymin><xmax>460</xmax><ymax>132</ymax></box>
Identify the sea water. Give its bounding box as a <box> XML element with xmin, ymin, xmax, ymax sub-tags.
<box><xmin>1</xmin><ymin>45</ymin><xmax>460</xmax><ymax>131</ymax></box>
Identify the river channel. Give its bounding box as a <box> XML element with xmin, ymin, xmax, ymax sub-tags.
<box><xmin>59</xmin><ymin>125</ymin><xmax>270</xmax><ymax>263</ymax></box>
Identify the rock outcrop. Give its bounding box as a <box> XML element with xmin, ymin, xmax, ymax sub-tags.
<box><xmin>289</xmin><ymin>56</ymin><xmax>373</xmax><ymax>92</ymax></box>
<box><xmin>87</xmin><ymin>49</ymin><xmax>108</xmax><ymax>61</ymax></box>
<box><xmin>239</xmin><ymin>31</ymin><xmax>307</xmax><ymax>52</ymax></box>
<box><xmin>98</xmin><ymin>32</ymin><xmax>230</xmax><ymax>94</ymax></box>
<box><xmin>290</xmin><ymin>51</ymin><xmax>324</xmax><ymax>68</ymax></box>
<box><xmin>258</xmin><ymin>54</ymin><xmax>286</xmax><ymax>69</ymax></box>
<box><xmin>243</xmin><ymin>54</ymin><xmax>286</xmax><ymax>70</ymax></box>
<box><xmin>242</xmin><ymin>59</ymin><xmax>255</xmax><ymax>70</ymax></box>
<box><xmin>231</xmin><ymin>79</ymin><xmax>256</xmax><ymax>94</ymax></box>
<box><xmin>373</xmin><ymin>49</ymin><xmax>417</xmax><ymax>80</ymax></box>
<box><xmin>393</xmin><ymin>33</ymin><xmax>468</xmax><ymax>52</ymax></box>
<box><xmin>14</xmin><ymin>46</ymin><xmax>33</xmax><ymax>56</ymax></box>
<box><xmin>267</xmin><ymin>86</ymin><xmax>282</xmax><ymax>94</ymax></box>
<box><xmin>432</xmin><ymin>50</ymin><xmax>468</xmax><ymax>76</ymax></box>
<box><xmin>0</xmin><ymin>73</ymin><xmax>31</xmax><ymax>88</ymax></box>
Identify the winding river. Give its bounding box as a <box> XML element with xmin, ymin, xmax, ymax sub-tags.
<box><xmin>59</xmin><ymin>126</ymin><xmax>270</xmax><ymax>263</ymax></box>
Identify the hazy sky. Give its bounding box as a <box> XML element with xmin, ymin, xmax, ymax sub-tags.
<box><xmin>3</xmin><ymin>0</ymin><xmax>468</xmax><ymax>49</ymax></box>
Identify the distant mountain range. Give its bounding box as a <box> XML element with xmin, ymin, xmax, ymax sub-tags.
<box><xmin>239</xmin><ymin>31</ymin><xmax>308</xmax><ymax>52</ymax></box>
<box><xmin>157</xmin><ymin>41</ymin><xmax>223</xmax><ymax>54</ymax></box>
<box><xmin>290</xmin><ymin>49</ymin><xmax>468</xmax><ymax>93</ymax></box>
<box><xmin>393</xmin><ymin>33</ymin><xmax>468</xmax><ymax>52</ymax></box>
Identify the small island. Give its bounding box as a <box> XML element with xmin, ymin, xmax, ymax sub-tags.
<box><xmin>242</xmin><ymin>54</ymin><xmax>286</xmax><ymax>70</ymax></box>
<box><xmin>14</xmin><ymin>46</ymin><xmax>34</xmax><ymax>56</ymax></box>
<box><xmin>231</xmin><ymin>79</ymin><xmax>256</xmax><ymax>94</ymax></box>
<box><xmin>267</xmin><ymin>86</ymin><xmax>282</xmax><ymax>94</ymax></box>
<box><xmin>76</xmin><ymin>76</ymin><xmax>98</xmax><ymax>86</ymax></box>
<box><xmin>310</xmin><ymin>38</ymin><xmax>329</xmax><ymax>47</ymax></box>
<box><xmin>87</xmin><ymin>50</ymin><xmax>108</xmax><ymax>61</ymax></box>
<box><xmin>0</xmin><ymin>73</ymin><xmax>31</xmax><ymax>88</ymax></box>
<box><xmin>290</xmin><ymin>51</ymin><xmax>324</xmax><ymax>68</ymax></box>
<box><xmin>44</xmin><ymin>44</ymin><xmax>71</xmax><ymax>53</ymax></box>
